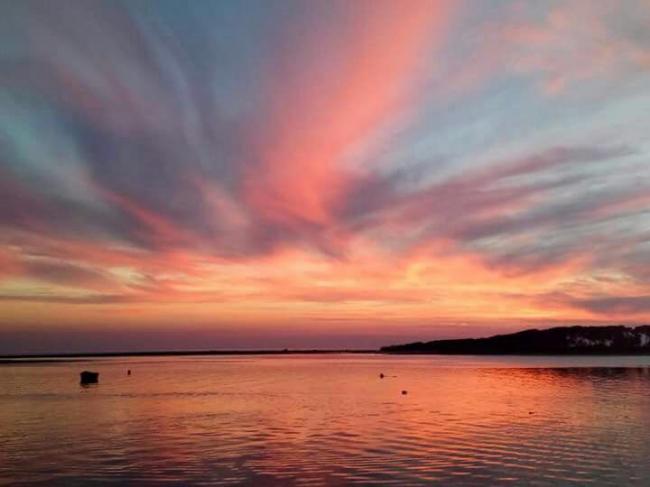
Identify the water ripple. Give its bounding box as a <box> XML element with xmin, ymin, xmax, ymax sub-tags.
<box><xmin>2</xmin><ymin>356</ymin><xmax>650</xmax><ymax>485</ymax></box>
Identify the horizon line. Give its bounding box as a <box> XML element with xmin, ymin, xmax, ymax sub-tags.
<box><xmin>0</xmin><ymin>349</ymin><xmax>378</xmax><ymax>362</ymax></box>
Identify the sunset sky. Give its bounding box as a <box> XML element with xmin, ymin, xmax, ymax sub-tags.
<box><xmin>1</xmin><ymin>0</ymin><xmax>650</xmax><ymax>353</ymax></box>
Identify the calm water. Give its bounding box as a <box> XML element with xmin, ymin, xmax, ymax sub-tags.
<box><xmin>2</xmin><ymin>354</ymin><xmax>650</xmax><ymax>486</ymax></box>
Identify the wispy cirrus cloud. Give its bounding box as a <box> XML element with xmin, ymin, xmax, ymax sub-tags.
<box><xmin>1</xmin><ymin>0</ymin><xmax>650</xmax><ymax>351</ymax></box>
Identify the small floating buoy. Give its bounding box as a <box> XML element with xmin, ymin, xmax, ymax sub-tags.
<box><xmin>379</xmin><ymin>373</ymin><xmax>385</xmax><ymax>379</ymax></box>
<box><xmin>80</xmin><ymin>370</ymin><xmax>99</xmax><ymax>385</ymax></box>
<box><xmin>401</xmin><ymin>390</ymin><xmax>408</xmax><ymax>395</ymax></box>
<box><xmin>127</xmin><ymin>369</ymin><xmax>131</xmax><ymax>376</ymax></box>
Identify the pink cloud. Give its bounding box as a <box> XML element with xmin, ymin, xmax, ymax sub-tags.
<box><xmin>244</xmin><ymin>1</ymin><xmax>457</xmax><ymax>227</ymax></box>
<box><xmin>502</xmin><ymin>1</ymin><xmax>650</xmax><ymax>95</ymax></box>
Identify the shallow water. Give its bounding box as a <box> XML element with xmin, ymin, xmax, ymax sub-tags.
<box><xmin>2</xmin><ymin>354</ymin><xmax>650</xmax><ymax>486</ymax></box>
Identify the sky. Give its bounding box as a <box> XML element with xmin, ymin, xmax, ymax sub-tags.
<box><xmin>1</xmin><ymin>0</ymin><xmax>650</xmax><ymax>353</ymax></box>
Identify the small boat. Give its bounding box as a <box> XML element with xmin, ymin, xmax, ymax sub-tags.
<box><xmin>80</xmin><ymin>371</ymin><xmax>99</xmax><ymax>384</ymax></box>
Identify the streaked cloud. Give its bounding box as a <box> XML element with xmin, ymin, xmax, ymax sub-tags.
<box><xmin>1</xmin><ymin>0</ymin><xmax>649</xmax><ymax>351</ymax></box>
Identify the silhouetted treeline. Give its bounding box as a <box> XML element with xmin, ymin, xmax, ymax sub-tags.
<box><xmin>381</xmin><ymin>325</ymin><xmax>650</xmax><ymax>355</ymax></box>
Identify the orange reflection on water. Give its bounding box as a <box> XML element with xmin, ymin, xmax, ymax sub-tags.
<box><xmin>2</xmin><ymin>356</ymin><xmax>650</xmax><ymax>485</ymax></box>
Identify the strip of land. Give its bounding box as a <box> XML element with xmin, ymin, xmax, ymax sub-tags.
<box><xmin>0</xmin><ymin>349</ymin><xmax>375</xmax><ymax>363</ymax></box>
<box><xmin>381</xmin><ymin>325</ymin><xmax>650</xmax><ymax>355</ymax></box>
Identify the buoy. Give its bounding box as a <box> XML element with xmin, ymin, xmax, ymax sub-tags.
<box><xmin>401</xmin><ymin>390</ymin><xmax>408</xmax><ymax>395</ymax></box>
<box><xmin>127</xmin><ymin>369</ymin><xmax>131</xmax><ymax>376</ymax></box>
<box><xmin>379</xmin><ymin>373</ymin><xmax>385</xmax><ymax>379</ymax></box>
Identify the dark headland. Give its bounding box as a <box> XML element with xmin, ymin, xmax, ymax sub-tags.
<box><xmin>381</xmin><ymin>325</ymin><xmax>650</xmax><ymax>355</ymax></box>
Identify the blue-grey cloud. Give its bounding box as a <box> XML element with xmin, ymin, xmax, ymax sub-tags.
<box><xmin>1</xmin><ymin>0</ymin><xmax>650</xmax><ymax>333</ymax></box>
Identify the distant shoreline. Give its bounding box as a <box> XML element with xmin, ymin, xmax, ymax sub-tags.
<box><xmin>0</xmin><ymin>349</ymin><xmax>376</xmax><ymax>363</ymax></box>
<box><xmin>381</xmin><ymin>325</ymin><xmax>650</xmax><ymax>355</ymax></box>
<box><xmin>6</xmin><ymin>325</ymin><xmax>650</xmax><ymax>363</ymax></box>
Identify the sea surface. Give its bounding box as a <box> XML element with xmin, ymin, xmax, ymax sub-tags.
<box><xmin>2</xmin><ymin>354</ymin><xmax>650</xmax><ymax>486</ymax></box>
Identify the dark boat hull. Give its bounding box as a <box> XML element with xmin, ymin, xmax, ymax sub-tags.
<box><xmin>80</xmin><ymin>371</ymin><xmax>99</xmax><ymax>384</ymax></box>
